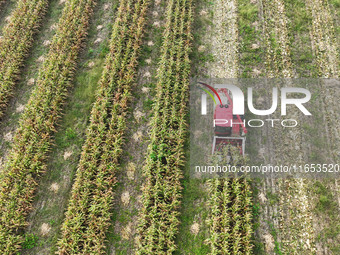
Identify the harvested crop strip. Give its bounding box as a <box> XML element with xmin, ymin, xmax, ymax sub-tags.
<box><xmin>284</xmin><ymin>0</ymin><xmax>316</xmax><ymax>77</ymax></box>
<box><xmin>261</xmin><ymin>1</ymin><xmax>316</xmax><ymax>253</ymax></box>
<box><xmin>135</xmin><ymin>0</ymin><xmax>193</xmax><ymax>253</ymax></box>
<box><xmin>0</xmin><ymin>0</ymin><xmax>48</xmax><ymax>119</ymax></box>
<box><xmin>306</xmin><ymin>0</ymin><xmax>339</xmax><ymax>160</ymax></box>
<box><xmin>56</xmin><ymin>0</ymin><xmax>150</xmax><ymax>254</ymax></box>
<box><xmin>0</xmin><ymin>0</ymin><xmax>95</xmax><ymax>253</ymax></box>
<box><xmin>208</xmin><ymin>0</ymin><xmax>239</xmax><ymax>78</ymax></box>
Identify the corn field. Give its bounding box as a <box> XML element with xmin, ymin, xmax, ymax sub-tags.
<box><xmin>0</xmin><ymin>0</ymin><xmax>338</xmax><ymax>254</ymax></box>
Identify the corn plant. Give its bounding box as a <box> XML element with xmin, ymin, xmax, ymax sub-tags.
<box><xmin>0</xmin><ymin>0</ymin><xmax>48</xmax><ymax>119</ymax></box>
<box><xmin>0</xmin><ymin>0</ymin><xmax>96</xmax><ymax>253</ymax></box>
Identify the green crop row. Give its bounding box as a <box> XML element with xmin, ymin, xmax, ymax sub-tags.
<box><xmin>56</xmin><ymin>0</ymin><xmax>150</xmax><ymax>254</ymax></box>
<box><xmin>0</xmin><ymin>0</ymin><xmax>96</xmax><ymax>253</ymax></box>
<box><xmin>206</xmin><ymin>178</ymin><xmax>253</xmax><ymax>255</ymax></box>
<box><xmin>135</xmin><ymin>0</ymin><xmax>193</xmax><ymax>253</ymax></box>
<box><xmin>0</xmin><ymin>0</ymin><xmax>48</xmax><ymax>119</ymax></box>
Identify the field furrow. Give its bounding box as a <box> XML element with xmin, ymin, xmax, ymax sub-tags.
<box><xmin>0</xmin><ymin>0</ymin><xmax>96</xmax><ymax>252</ymax></box>
<box><xmin>0</xmin><ymin>0</ymin><xmax>48</xmax><ymax>119</ymax></box>
<box><xmin>56</xmin><ymin>0</ymin><xmax>150</xmax><ymax>254</ymax></box>
<box><xmin>135</xmin><ymin>0</ymin><xmax>193</xmax><ymax>253</ymax></box>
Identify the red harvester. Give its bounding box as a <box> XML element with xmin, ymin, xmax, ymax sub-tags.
<box><xmin>212</xmin><ymin>88</ymin><xmax>247</xmax><ymax>156</ymax></box>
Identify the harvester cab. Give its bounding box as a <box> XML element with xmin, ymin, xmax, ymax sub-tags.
<box><xmin>212</xmin><ymin>87</ymin><xmax>247</xmax><ymax>156</ymax></box>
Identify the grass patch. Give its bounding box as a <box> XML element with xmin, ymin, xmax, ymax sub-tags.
<box><xmin>313</xmin><ymin>181</ymin><xmax>338</xmax><ymax>213</ymax></box>
<box><xmin>22</xmin><ymin>234</ymin><xmax>40</xmax><ymax>250</ymax></box>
